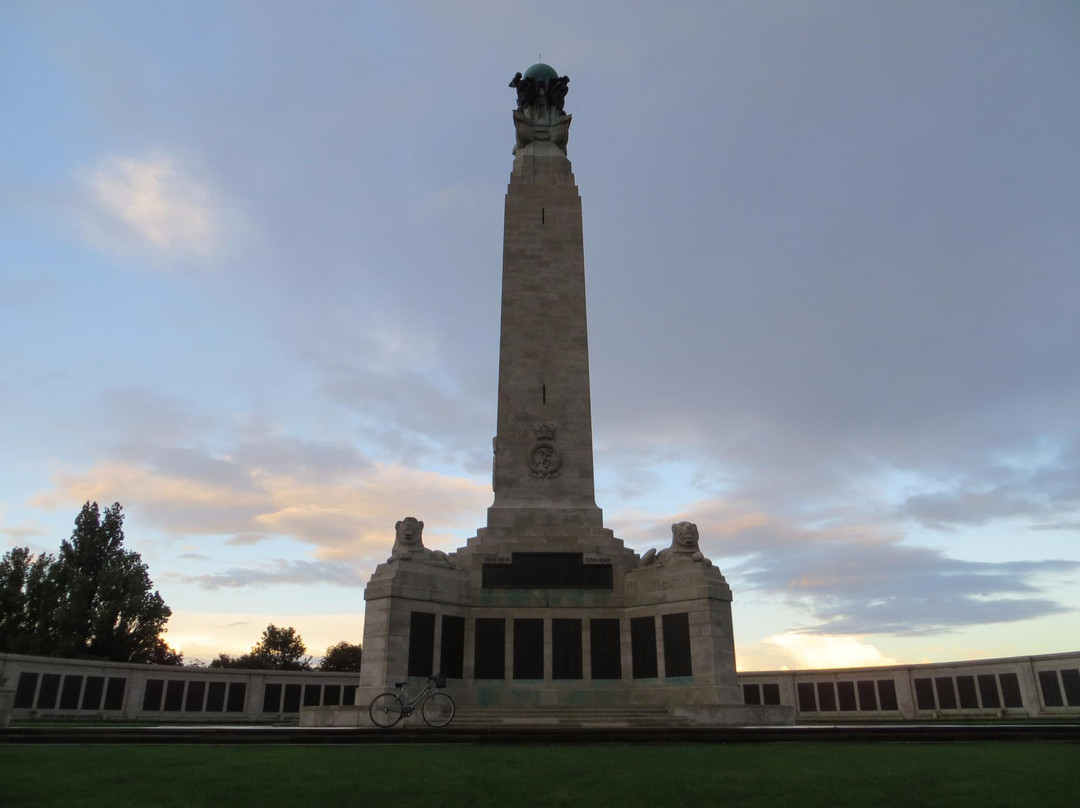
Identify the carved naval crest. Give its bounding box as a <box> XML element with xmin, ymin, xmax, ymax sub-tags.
<box><xmin>527</xmin><ymin>421</ymin><xmax>562</xmax><ymax>478</ymax></box>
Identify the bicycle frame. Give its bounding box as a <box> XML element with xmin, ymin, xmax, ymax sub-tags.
<box><xmin>395</xmin><ymin>679</ymin><xmax>435</xmax><ymax>717</ymax></box>
<box><xmin>369</xmin><ymin>674</ymin><xmax>454</xmax><ymax>728</ymax></box>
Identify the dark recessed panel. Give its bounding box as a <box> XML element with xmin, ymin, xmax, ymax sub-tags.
<box><xmin>836</xmin><ymin>681</ymin><xmax>857</xmax><ymax>711</ymax></box>
<box><xmin>185</xmin><ymin>680</ymin><xmax>206</xmax><ymax>712</ymax></box>
<box><xmin>977</xmin><ymin>674</ymin><xmax>1000</xmax><ymax>708</ymax></box>
<box><xmin>1061</xmin><ymin>669</ymin><xmax>1080</xmax><ymax>707</ymax></box>
<box><xmin>142</xmin><ymin>678</ymin><xmax>164</xmax><ymax>712</ymax></box>
<box><xmin>342</xmin><ymin>685</ymin><xmax>357</xmax><ymax>706</ymax></box>
<box><xmin>590</xmin><ymin>618</ymin><xmax>621</xmax><ymax>680</ymax></box>
<box><xmin>796</xmin><ymin>682</ymin><xmax>817</xmax><ymax>712</ymax></box>
<box><xmin>856</xmin><ymin>680</ymin><xmax>878</xmax><ymax>711</ymax></box>
<box><xmin>14</xmin><ymin>673</ymin><xmax>39</xmax><ymax>709</ymax></box>
<box><xmin>163</xmin><ymin>680</ymin><xmax>184</xmax><ymax>711</ymax></box>
<box><xmin>661</xmin><ymin>612</ymin><xmax>692</xmax><ymax>678</ymax></box>
<box><xmin>262</xmin><ymin>683</ymin><xmax>282</xmax><ymax>713</ymax></box>
<box><xmin>934</xmin><ymin>677</ymin><xmax>957</xmax><ymax>710</ymax></box>
<box><xmin>206</xmin><ymin>681</ymin><xmax>226</xmax><ymax>712</ymax></box>
<box><xmin>552</xmin><ymin>618</ymin><xmax>582</xmax><ymax>680</ymax></box>
<box><xmin>913</xmin><ymin>678</ymin><xmax>935</xmax><ymax>711</ymax></box>
<box><xmin>956</xmin><ymin>675</ymin><xmax>978</xmax><ymax>709</ymax></box>
<box><xmin>762</xmin><ymin>683</ymin><xmax>781</xmax><ymax>706</ymax></box>
<box><xmin>227</xmin><ymin>682</ymin><xmax>247</xmax><ymax>712</ymax></box>
<box><xmin>81</xmin><ymin>676</ymin><xmax>105</xmax><ymax>710</ymax></box>
<box><xmin>323</xmin><ymin>684</ymin><xmax>341</xmax><ymax>707</ymax></box>
<box><xmin>59</xmin><ymin>675</ymin><xmax>83</xmax><ymax>710</ymax></box>
<box><xmin>482</xmin><ymin>553</ymin><xmax>612</xmax><ymax>589</ymax></box>
<box><xmin>104</xmin><ymin>677</ymin><xmax>126</xmax><ymax>711</ymax></box>
<box><xmin>743</xmin><ymin>684</ymin><xmax>761</xmax><ymax>705</ymax></box>
<box><xmin>283</xmin><ymin>683</ymin><xmax>302</xmax><ymax>712</ymax></box>
<box><xmin>999</xmin><ymin>673</ymin><xmax>1023</xmax><ymax>708</ymax></box>
<box><xmin>303</xmin><ymin>684</ymin><xmax>321</xmax><ymax>707</ymax></box>
<box><xmin>440</xmin><ymin>615</ymin><xmax>466</xmax><ymax>680</ymax></box>
<box><xmin>408</xmin><ymin>612</ymin><xmax>436</xmax><ymax>678</ymax></box>
<box><xmin>816</xmin><ymin>682</ymin><xmax>837</xmax><ymax>712</ymax></box>
<box><xmin>37</xmin><ymin>673</ymin><xmax>61</xmax><ymax>710</ymax></box>
<box><xmin>877</xmin><ymin>679</ymin><xmax>899</xmax><ymax>711</ymax></box>
<box><xmin>630</xmin><ymin>616</ymin><xmax>658</xmax><ymax>679</ymax></box>
<box><xmin>513</xmin><ymin>618</ymin><xmax>544</xmax><ymax>679</ymax></box>
<box><xmin>1038</xmin><ymin>670</ymin><xmax>1064</xmax><ymax>708</ymax></box>
<box><xmin>474</xmin><ymin>618</ymin><xmax>506</xmax><ymax>680</ymax></box>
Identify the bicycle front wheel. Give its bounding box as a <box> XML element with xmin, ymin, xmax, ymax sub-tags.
<box><xmin>421</xmin><ymin>692</ymin><xmax>455</xmax><ymax>727</ymax></box>
<box><xmin>369</xmin><ymin>693</ymin><xmax>404</xmax><ymax>728</ymax></box>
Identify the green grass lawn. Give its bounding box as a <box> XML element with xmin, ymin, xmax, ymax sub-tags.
<box><xmin>1</xmin><ymin>743</ymin><xmax>1078</xmax><ymax>808</ymax></box>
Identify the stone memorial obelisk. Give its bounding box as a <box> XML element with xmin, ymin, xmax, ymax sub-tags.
<box><xmin>319</xmin><ymin>65</ymin><xmax>792</xmax><ymax>726</ymax></box>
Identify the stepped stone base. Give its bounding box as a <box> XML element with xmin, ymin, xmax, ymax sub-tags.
<box><xmin>300</xmin><ymin>703</ymin><xmax>793</xmax><ymax>728</ymax></box>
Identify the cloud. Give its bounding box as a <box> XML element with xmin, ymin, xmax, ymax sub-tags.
<box><xmin>290</xmin><ymin>311</ymin><xmax>495</xmax><ymax>474</ymax></box>
<box><xmin>224</xmin><ymin>533</ymin><xmax>271</xmax><ymax>547</ymax></box>
<box><xmin>733</xmin><ymin>532</ymin><xmax>1078</xmax><ymax>636</ymax></box>
<box><xmin>102</xmin><ymin>388</ymin><xmax>216</xmax><ymax>446</ymax></box>
<box><xmin>29</xmin><ymin>450</ymin><xmax>491</xmax><ymax>560</ymax></box>
<box><xmin>616</xmin><ymin>498</ymin><xmax>1079</xmax><ymax>637</ymax></box>
<box><xmin>895</xmin><ymin>448</ymin><xmax>1080</xmax><ymax>531</ymax></box>
<box><xmin>1031</xmin><ymin>522</ymin><xmax>1080</xmax><ymax>532</ymax></box>
<box><xmin>0</xmin><ymin>521</ymin><xmax>48</xmax><ymax>541</ymax></box>
<box><xmin>0</xmin><ymin>504</ymin><xmax>49</xmax><ymax>544</ymax></box>
<box><xmin>760</xmin><ymin>631</ymin><xmax>900</xmax><ymax>670</ymax></box>
<box><xmin>173</xmin><ymin>559</ymin><xmax>367</xmax><ymax>590</ymax></box>
<box><xmin>78</xmin><ymin>155</ymin><xmax>233</xmax><ymax>260</ymax></box>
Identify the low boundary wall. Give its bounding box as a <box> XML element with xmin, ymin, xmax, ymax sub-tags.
<box><xmin>0</xmin><ymin>653</ymin><xmax>359</xmax><ymax>724</ymax></box>
<box><xmin>739</xmin><ymin>651</ymin><xmax>1080</xmax><ymax>721</ymax></box>
<box><xmin>3</xmin><ymin>649</ymin><xmax>1078</xmax><ymax>723</ymax></box>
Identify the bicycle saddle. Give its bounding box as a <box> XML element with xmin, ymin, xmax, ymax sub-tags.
<box><xmin>395</xmin><ymin>681</ymin><xmax>407</xmax><ymax>688</ymax></box>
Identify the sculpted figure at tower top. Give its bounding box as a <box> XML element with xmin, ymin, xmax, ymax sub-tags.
<box><xmin>510</xmin><ymin>63</ymin><xmax>572</xmax><ymax>155</ymax></box>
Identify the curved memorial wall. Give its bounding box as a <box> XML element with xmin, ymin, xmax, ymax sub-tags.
<box><xmin>3</xmin><ymin>649</ymin><xmax>1077</xmax><ymax>723</ymax></box>
<box><xmin>738</xmin><ymin>651</ymin><xmax>1080</xmax><ymax>721</ymax></box>
<box><xmin>0</xmin><ymin>652</ymin><xmax>359</xmax><ymax>724</ymax></box>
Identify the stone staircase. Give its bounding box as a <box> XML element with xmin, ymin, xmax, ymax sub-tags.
<box><xmin>443</xmin><ymin>705</ymin><xmax>696</xmax><ymax>729</ymax></box>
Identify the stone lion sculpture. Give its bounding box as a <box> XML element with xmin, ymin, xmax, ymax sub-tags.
<box><xmin>387</xmin><ymin>516</ymin><xmax>455</xmax><ymax>568</ymax></box>
<box><xmin>640</xmin><ymin>521</ymin><xmax>712</xmax><ymax>567</ymax></box>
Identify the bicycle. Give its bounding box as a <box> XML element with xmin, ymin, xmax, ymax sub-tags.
<box><xmin>368</xmin><ymin>674</ymin><xmax>455</xmax><ymax>728</ymax></box>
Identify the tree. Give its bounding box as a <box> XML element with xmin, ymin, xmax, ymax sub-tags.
<box><xmin>0</xmin><ymin>502</ymin><xmax>180</xmax><ymax>664</ymax></box>
<box><xmin>209</xmin><ymin>652</ymin><xmax>269</xmax><ymax>670</ymax></box>
<box><xmin>0</xmin><ymin>546</ymin><xmax>59</xmax><ymax>655</ymax></box>
<box><xmin>148</xmin><ymin>638</ymin><xmax>185</xmax><ymax>666</ymax></box>
<box><xmin>251</xmin><ymin>624</ymin><xmax>311</xmax><ymax>670</ymax></box>
<box><xmin>319</xmin><ymin>641</ymin><xmax>362</xmax><ymax>672</ymax></box>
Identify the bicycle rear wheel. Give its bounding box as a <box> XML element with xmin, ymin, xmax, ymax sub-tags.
<box><xmin>369</xmin><ymin>693</ymin><xmax>404</xmax><ymax>728</ymax></box>
<box><xmin>421</xmin><ymin>692</ymin><xmax>455</xmax><ymax>727</ymax></box>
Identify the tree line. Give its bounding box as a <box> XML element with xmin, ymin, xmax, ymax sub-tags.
<box><xmin>0</xmin><ymin>502</ymin><xmax>361</xmax><ymax>672</ymax></box>
<box><xmin>207</xmin><ymin>624</ymin><xmax>362</xmax><ymax>672</ymax></box>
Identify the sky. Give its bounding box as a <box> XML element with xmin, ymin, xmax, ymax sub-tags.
<box><xmin>2</xmin><ymin>1</ymin><xmax>1079</xmax><ymax>670</ymax></box>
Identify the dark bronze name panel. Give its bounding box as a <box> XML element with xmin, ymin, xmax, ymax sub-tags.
<box><xmin>482</xmin><ymin>552</ymin><xmax>613</xmax><ymax>589</ymax></box>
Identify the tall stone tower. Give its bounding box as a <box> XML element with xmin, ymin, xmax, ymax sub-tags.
<box><xmin>488</xmin><ymin>62</ymin><xmax>600</xmax><ymax>536</ymax></box>
<box><xmin>333</xmin><ymin>65</ymin><xmax>792</xmax><ymax>726</ymax></box>
<box><xmin>475</xmin><ymin>64</ymin><xmax>617</xmax><ymax>569</ymax></box>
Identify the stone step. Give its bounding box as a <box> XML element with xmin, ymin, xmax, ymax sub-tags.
<box><xmin>440</xmin><ymin>705</ymin><xmax>696</xmax><ymax>728</ymax></box>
